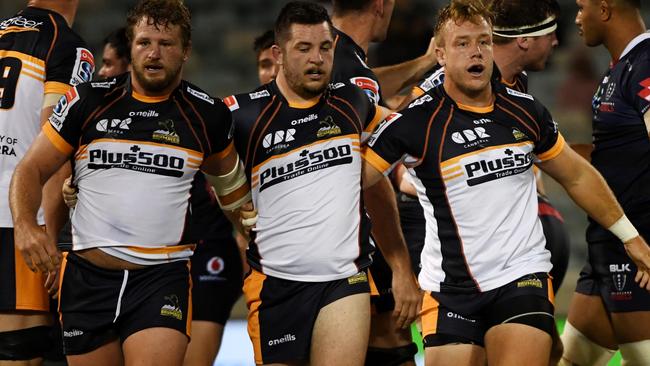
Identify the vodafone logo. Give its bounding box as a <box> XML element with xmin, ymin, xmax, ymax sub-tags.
<box><xmin>206</xmin><ymin>256</ymin><xmax>225</xmax><ymax>275</ymax></box>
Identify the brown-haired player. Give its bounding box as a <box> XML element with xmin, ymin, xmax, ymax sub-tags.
<box><xmin>360</xmin><ymin>1</ymin><xmax>650</xmax><ymax>365</ymax></box>
<box><xmin>9</xmin><ymin>0</ymin><xmax>252</xmax><ymax>365</ymax></box>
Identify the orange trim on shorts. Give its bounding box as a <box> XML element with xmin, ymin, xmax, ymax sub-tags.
<box><xmin>126</xmin><ymin>244</ymin><xmax>196</xmax><ymax>255</ymax></box>
<box><xmin>14</xmin><ymin>236</ymin><xmax>48</xmax><ymax>311</ymax></box>
<box><xmin>547</xmin><ymin>277</ymin><xmax>555</xmax><ymax>306</ymax></box>
<box><xmin>57</xmin><ymin>252</ymin><xmax>69</xmax><ymax>321</ymax></box>
<box><xmin>243</xmin><ymin>269</ymin><xmax>267</xmax><ymax>365</ymax></box>
<box><xmin>420</xmin><ymin>292</ymin><xmax>440</xmax><ymax>338</ymax></box>
<box><xmin>367</xmin><ymin>270</ymin><xmax>379</xmax><ymax>296</ymax></box>
<box><xmin>186</xmin><ymin>261</ymin><xmax>193</xmax><ymax>337</ymax></box>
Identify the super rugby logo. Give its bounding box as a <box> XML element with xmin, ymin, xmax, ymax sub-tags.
<box><xmin>463</xmin><ymin>148</ymin><xmax>534</xmax><ymax>186</ymax></box>
<box><xmin>70</xmin><ymin>48</ymin><xmax>94</xmax><ymax>86</ymax></box>
<box><xmin>350</xmin><ymin>77</ymin><xmax>379</xmax><ymax>105</ymax></box>
<box><xmin>258</xmin><ymin>144</ymin><xmax>353</xmax><ymax>191</ymax></box>
<box><xmin>368</xmin><ymin>113</ymin><xmax>402</xmax><ymax>147</ymax></box>
<box><xmin>49</xmin><ymin>87</ymin><xmax>80</xmax><ymax>131</ymax></box>
<box><xmin>88</xmin><ymin>144</ymin><xmax>185</xmax><ymax>177</ymax></box>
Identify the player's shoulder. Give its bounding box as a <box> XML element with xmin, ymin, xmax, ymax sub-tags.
<box><xmin>418</xmin><ymin>65</ymin><xmax>446</xmax><ymax>93</ymax></box>
<box><xmin>179</xmin><ymin>80</ymin><xmax>229</xmax><ymax>114</ymax></box>
<box><xmin>224</xmin><ymin>83</ymin><xmax>274</xmax><ymax>114</ymax></box>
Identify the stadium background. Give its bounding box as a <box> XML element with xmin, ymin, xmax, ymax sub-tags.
<box><xmin>2</xmin><ymin>0</ymin><xmax>649</xmax><ymax>365</ymax></box>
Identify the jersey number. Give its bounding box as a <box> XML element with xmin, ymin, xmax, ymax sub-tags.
<box><xmin>0</xmin><ymin>57</ymin><xmax>22</xmax><ymax>110</ymax></box>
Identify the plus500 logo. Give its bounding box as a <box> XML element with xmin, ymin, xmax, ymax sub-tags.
<box><xmin>89</xmin><ymin>149</ymin><xmax>185</xmax><ymax>169</ymax></box>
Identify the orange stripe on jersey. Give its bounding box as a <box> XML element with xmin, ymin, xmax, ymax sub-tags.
<box><xmin>126</xmin><ymin>244</ymin><xmax>196</xmax><ymax>255</ymax></box>
<box><xmin>0</xmin><ymin>50</ymin><xmax>45</xmax><ymax>68</ymax></box>
<box><xmin>421</xmin><ymin>292</ymin><xmax>440</xmax><ymax>338</ymax></box>
<box><xmin>288</xmin><ymin>97</ymin><xmax>319</xmax><ymax>109</ymax></box>
<box><xmin>20</xmin><ymin>70</ymin><xmax>44</xmax><ymax>83</ymax></box>
<box><xmin>364</xmin><ymin>106</ymin><xmax>384</xmax><ymax>134</ymax></box>
<box><xmin>90</xmin><ymin>138</ymin><xmax>203</xmax><ymax>158</ymax></box>
<box><xmin>362</xmin><ymin>147</ymin><xmax>391</xmax><ymax>173</ymax></box>
<box><xmin>44</xmin><ymin>81</ymin><xmax>71</xmax><ymax>95</ymax></box>
<box><xmin>132</xmin><ymin>90</ymin><xmax>170</xmax><ymax>103</ymax></box>
<box><xmin>22</xmin><ymin>63</ymin><xmax>45</xmax><ymax>78</ymax></box>
<box><xmin>501</xmin><ymin>78</ymin><xmax>517</xmax><ymax>88</ymax></box>
<box><xmin>212</xmin><ymin>141</ymin><xmax>234</xmax><ymax>160</ymax></box>
<box><xmin>188</xmin><ymin>157</ymin><xmax>202</xmax><ymax>165</ymax></box>
<box><xmin>251</xmin><ymin>134</ymin><xmax>359</xmax><ymax>173</ymax></box>
<box><xmin>412</xmin><ymin>86</ymin><xmax>425</xmax><ymax>98</ymax></box>
<box><xmin>457</xmin><ymin>101</ymin><xmax>494</xmax><ymax>114</ymax></box>
<box><xmin>75</xmin><ymin>155</ymin><xmax>88</xmax><ymax>161</ymax></box>
<box><xmin>243</xmin><ymin>269</ymin><xmax>267</xmax><ymax>365</ymax></box>
<box><xmin>46</xmin><ymin>14</ymin><xmax>58</xmax><ymax>63</ymax></box>
<box><xmin>440</xmin><ymin>141</ymin><xmax>534</xmax><ymax>169</ymax></box>
<box><xmin>43</xmin><ymin>123</ymin><xmax>74</xmax><ymax>155</ymax></box>
<box><xmin>443</xmin><ymin>172</ymin><xmax>464</xmax><ymax>182</ymax></box>
<box><xmin>218</xmin><ymin>184</ymin><xmax>251</xmax><ymax>207</ymax></box>
<box><xmin>0</xmin><ymin>27</ymin><xmax>39</xmax><ymax>37</ymax></box>
<box><xmin>441</xmin><ymin>165</ymin><xmax>461</xmax><ymax>175</ymax></box>
<box><xmin>536</xmin><ymin>133</ymin><xmax>565</xmax><ymax>162</ymax></box>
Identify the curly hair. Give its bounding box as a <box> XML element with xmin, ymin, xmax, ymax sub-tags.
<box><xmin>126</xmin><ymin>0</ymin><xmax>191</xmax><ymax>48</ymax></box>
<box><xmin>433</xmin><ymin>0</ymin><xmax>494</xmax><ymax>46</ymax></box>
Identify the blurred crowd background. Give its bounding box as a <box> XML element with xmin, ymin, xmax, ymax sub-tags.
<box><xmin>2</xmin><ymin>0</ymin><xmax>649</xmax><ymax>317</ymax></box>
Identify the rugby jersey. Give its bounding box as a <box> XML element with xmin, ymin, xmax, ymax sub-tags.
<box><xmin>412</xmin><ymin>65</ymin><xmax>528</xmax><ymax>97</ymax></box>
<box><xmin>0</xmin><ymin>7</ymin><xmax>94</xmax><ymax>227</ymax></box>
<box><xmin>588</xmin><ymin>32</ymin><xmax>650</xmax><ymax>242</ymax></box>
<box><xmin>43</xmin><ymin>74</ymin><xmax>233</xmax><ymax>265</ymax></box>
<box><xmin>225</xmin><ymin>81</ymin><xmax>382</xmax><ymax>281</ymax></box>
<box><xmin>363</xmin><ymin>80</ymin><xmax>564</xmax><ymax>293</ymax></box>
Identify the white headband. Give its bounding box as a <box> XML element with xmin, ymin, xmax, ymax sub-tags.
<box><xmin>493</xmin><ymin>16</ymin><xmax>557</xmax><ymax>38</ymax></box>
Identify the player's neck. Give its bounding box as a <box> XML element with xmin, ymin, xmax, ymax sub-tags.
<box><xmin>130</xmin><ymin>72</ymin><xmax>180</xmax><ymax>100</ymax></box>
<box><xmin>604</xmin><ymin>13</ymin><xmax>646</xmax><ymax>61</ymax></box>
<box><xmin>28</xmin><ymin>0</ymin><xmax>78</xmax><ymax>27</ymax></box>
<box><xmin>275</xmin><ymin>71</ymin><xmax>321</xmax><ymax>108</ymax></box>
<box><xmin>332</xmin><ymin>14</ymin><xmax>373</xmax><ymax>54</ymax></box>
<box><xmin>443</xmin><ymin>79</ymin><xmax>494</xmax><ymax>111</ymax></box>
<box><xmin>493</xmin><ymin>45</ymin><xmax>524</xmax><ymax>86</ymax></box>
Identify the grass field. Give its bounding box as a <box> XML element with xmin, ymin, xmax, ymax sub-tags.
<box><xmin>410</xmin><ymin>317</ymin><xmax>623</xmax><ymax>365</ymax></box>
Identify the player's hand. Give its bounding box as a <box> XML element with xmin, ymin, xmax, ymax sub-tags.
<box><xmin>624</xmin><ymin>236</ymin><xmax>650</xmax><ymax>290</ymax></box>
<box><xmin>240</xmin><ymin>201</ymin><xmax>258</xmax><ymax>237</ymax></box>
<box><xmin>424</xmin><ymin>36</ymin><xmax>436</xmax><ymax>63</ymax></box>
<box><xmin>391</xmin><ymin>267</ymin><xmax>422</xmax><ymax>329</ymax></box>
<box><xmin>45</xmin><ymin>267</ymin><xmax>61</xmax><ymax>299</ymax></box>
<box><xmin>14</xmin><ymin>222</ymin><xmax>61</xmax><ymax>275</ymax></box>
<box><xmin>62</xmin><ymin>176</ymin><xmax>78</xmax><ymax>208</ymax></box>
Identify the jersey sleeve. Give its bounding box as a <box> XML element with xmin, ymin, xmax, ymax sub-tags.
<box><xmin>45</xmin><ymin>35</ymin><xmax>95</xmax><ymax>95</ymax></box>
<box><xmin>625</xmin><ymin>55</ymin><xmax>650</xmax><ymax>115</ymax></box>
<box><xmin>362</xmin><ymin>111</ymin><xmax>414</xmax><ymax>174</ymax></box>
<box><xmin>204</xmin><ymin>101</ymin><xmax>235</xmax><ymax>158</ymax></box>
<box><xmin>533</xmin><ymin>102</ymin><xmax>566</xmax><ymax>162</ymax></box>
<box><xmin>43</xmin><ymin>84</ymin><xmax>91</xmax><ymax>155</ymax></box>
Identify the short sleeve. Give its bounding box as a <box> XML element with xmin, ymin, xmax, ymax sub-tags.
<box><xmin>533</xmin><ymin>103</ymin><xmax>565</xmax><ymax>162</ymax></box>
<box><xmin>362</xmin><ymin>112</ymin><xmax>411</xmax><ymax>174</ymax></box>
<box><xmin>625</xmin><ymin>56</ymin><xmax>650</xmax><ymax>115</ymax></box>
<box><xmin>44</xmin><ymin>85</ymin><xmax>89</xmax><ymax>154</ymax></box>
<box><xmin>45</xmin><ymin>38</ymin><xmax>95</xmax><ymax>94</ymax></box>
<box><xmin>205</xmin><ymin>101</ymin><xmax>235</xmax><ymax>159</ymax></box>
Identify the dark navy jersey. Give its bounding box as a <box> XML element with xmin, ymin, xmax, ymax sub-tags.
<box><xmin>331</xmin><ymin>28</ymin><xmax>382</xmax><ymax>105</ymax></box>
<box><xmin>364</xmin><ymin>80</ymin><xmax>563</xmax><ymax>293</ymax></box>
<box><xmin>588</xmin><ymin>33</ymin><xmax>650</xmax><ymax>242</ymax></box>
<box><xmin>44</xmin><ymin>74</ymin><xmax>233</xmax><ymax>264</ymax></box>
<box><xmin>224</xmin><ymin>81</ymin><xmax>381</xmax><ymax>281</ymax></box>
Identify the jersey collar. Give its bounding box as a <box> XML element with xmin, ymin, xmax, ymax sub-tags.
<box><xmin>618</xmin><ymin>31</ymin><xmax>650</xmax><ymax>62</ymax></box>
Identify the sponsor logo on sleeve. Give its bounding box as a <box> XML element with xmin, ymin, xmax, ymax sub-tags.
<box><xmin>70</xmin><ymin>48</ymin><xmax>95</xmax><ymax>86</ymax></box>
<box><xmin>350</xmin><ymin>77</ymin><xmax>380</xmax><ymax>105</ymax></box>
<box><xmin>249</xmin><ymin>90</ymin><xmax>270</xmax><ymax>100</ymax></box>
<box><xmin>367</xmin><ymin>112</ymin><xmax>401</xmax><ymax>147</ymax></box>
<box><xmin>408</xmin><ymin>94</ymin><xmax>433</xmax><ymax>109</ymax></box>
<box><xmin>223</xmin><ymin>95</ymin><xmax>239</xmax><ymax>111</ymax></box>
<box><xmin>186</xmin><ymin>86</ymin><xmax>214</xmax><ymax>105</ymax></box>
<box><xmin>637</xmin><ymin>78</ymin><xmax>650</xmax><ymax>102</ymax></box>
<box><xmin>49</xmin><ymin>87</ymin><xmax>80</xmax><ymax>131</ymax></box>
<box><xmin>505</xmin><ymin>87</ymin><xmax>534</xmax><ymax>101</ymax></box>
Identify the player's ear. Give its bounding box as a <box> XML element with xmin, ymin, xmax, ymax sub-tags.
<box><xmin>435</xmin><ymin>39</ymin><xmax>446</xmax><ymax>66</ymax></box>
<box><xmin>374</xmin><ymin>0</ymin><xmax>384</xmax><ymax>17</ymax></box>
<box><xmin>183</xmin><ymin>40</ymin><xmax>192</xmax><ymax>62</ymax></box>
<box><xmin>599</xmin><ymin>0</ymin><xmax>612</xmax><ymax>21</ymax></box>
<box><xmin>516</xmin><ymin>37</ymin><xmax>529</xmax><ymax>51</ymax></box>
<box><xmin>271</xmin><ymin>45</ymin><xmax>283</xmax><ymax>65</ymax></box>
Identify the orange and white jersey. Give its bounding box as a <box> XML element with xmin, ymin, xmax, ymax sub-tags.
<box><xmin>364</xmin><ymin>81</ymin><xmax>564</xmax><ymax>293</ymax></box>
<box><xmin>227</xmin><ymin>81</ymin><xmax>382</xmax><ymax>281</ymax></box>
<box><xmin>0</xmin><ymin>7</ymin><xmax>94</xmax><ymax>227</ymax></box>
<box><xmin>45</xmin><ymin>76</ymin><xmax>234</xmax><ymax>264</ymax></box>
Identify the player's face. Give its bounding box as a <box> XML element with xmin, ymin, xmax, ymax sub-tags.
<box><xmin>280</xmin><ymin>22</ymin><xmax>334</xmax><ymax>99</ymax></box>
<box><xmin>98</xmin><ymin>44</ymin><xmax>129</xmax><ymax>79</ymax></box>
<box><xmin>372</xmin><ymin>0</ymin><xmax>395</xmax><ymax>42</ymax></box>
<box><xmin>130</xmin><ymin>17</ymin><xmax>189</xmax><ymax>95</ymax></box>
<box><xmin>576</xmin><ymin>0</ymin><xmax>605</xmax><ymax>47</ymax></box>
<box><xmin>436</xmin><ymin>17</ymin><xmax>494</xmax><ymax>97</ymax></box>
<box><xmin>526</xmin><ymin>32</ymin><xmax>558</xmax><ymax>71</ymax></box>
<box><xmin>257</xmin><ymin>47</ymin><xmax>278</xmax><ymax>85</ymax></box>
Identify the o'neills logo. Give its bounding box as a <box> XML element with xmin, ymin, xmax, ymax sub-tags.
<box><xmin>268</xmin><ymin>334</ymin><xmax>296</xmax><ymax>346</ymax></box>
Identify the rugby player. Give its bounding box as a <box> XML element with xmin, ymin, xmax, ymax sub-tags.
<box><xmin>561</xmin><ymin>1</ymin><xmax>650</xmax><ymax>365</ymax></box>
<box><xmin>0</xmin><ymin>0</ymin><xmax>93</xmax><ymax>363</ymax></box>
<box><xmin>228</xmin><ymin>2</ymin><xmax>416</xmax><ymax>365</ymax></box>
<box><xmin>254</xmin><ymin>30</ymin><xmax>278</xmax><ymax>85</ymax></box>
<box><xmin>97</xmin><ymin>28</ymin><xmax>130</xmax><ymax>80</ymax></box>
<box><xmin>9</xmin><ymin>1</ymin><xmax>251</xmax><ymax>365</ymax></box>
<box><xmin>360</xmin><ymin>1</ymin><xmax>650</xmax><ymax>365</ymax></box>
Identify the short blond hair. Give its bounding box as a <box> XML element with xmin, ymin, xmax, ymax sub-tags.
<box><xmin>434</xmin><ymin>0</ymin><xmax>494</xmax><ymax>46</ymax></box>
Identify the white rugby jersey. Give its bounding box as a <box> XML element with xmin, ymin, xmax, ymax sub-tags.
<box><xmin>364</xmin><ymin>81</ymin><xmax>562</xmax><ymax>293</ymax></box>
<box><xmin>44</xmin><ymin>76</ymin><xmax>233</xmax><ymax>264</ymax></box>
<box><xmin>0</xmin><ymin>7</ymin><xmax>94</xmax><ymax>227</ymax></box>
<box><xmin>226</xmin><ymin>81</ymin><xmax>381</xmax><ymax>281</ymax></box>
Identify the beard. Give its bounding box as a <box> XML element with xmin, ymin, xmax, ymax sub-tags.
<box><xmin>132</xmin><ymin>61</ymin><xmax>182</xmax><ymax>94</ymax></box>
<box><xmin>283</xmin><ymin>63</ymin><xmax>329</xmax><ymax>100</ymax></box>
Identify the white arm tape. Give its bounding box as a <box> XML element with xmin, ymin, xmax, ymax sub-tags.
<box><xmin>204</xmin><ymin>158</ymin><xmax>251</xmax><ymax>210</ymax></box>
<box><xmin>608</xmin><ymin>215</ymin><xmax>639</xmax><ymax>243</ymax></box>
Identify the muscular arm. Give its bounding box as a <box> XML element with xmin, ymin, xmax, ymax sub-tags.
<box><xmin>372</xmin><ymin>37</ymin><xmax>436</xmax><ymax>100</ymax></box>
<box><xmin>362</xmin><ymin>159</ymin><xmax>421</xmax><ymax>328</ymax></box>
